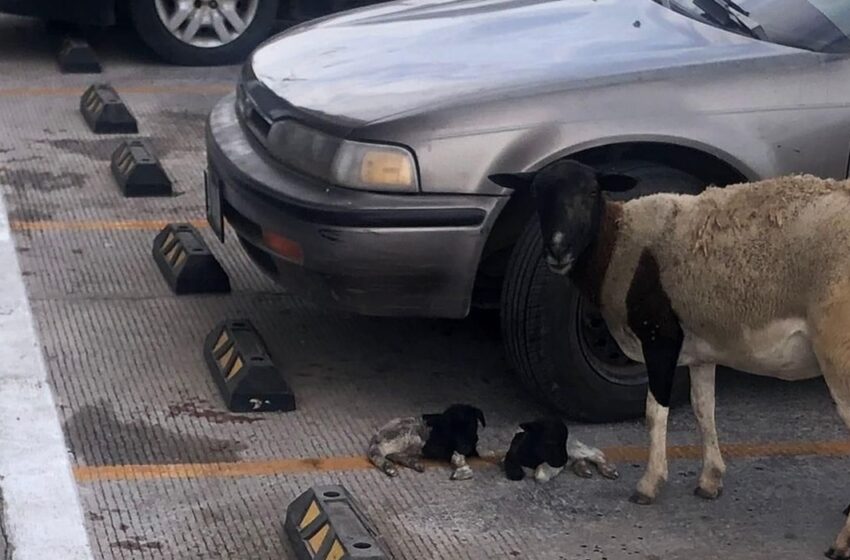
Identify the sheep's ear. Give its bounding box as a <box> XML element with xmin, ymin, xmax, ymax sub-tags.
<box><xmin>474</xmin><ymin>407</ymin><xmax>486</xmax><ymax>428</ymax></box>
<box><xmin>519</xmin><ymin>421</ymin><xmax>541</xmax><ymax>432</ymax></box>
<box><xmin>596</xmin><ymin>172</ymin><xmax>638</xmax><ymax>192</ymax></box>
<box><xmin>488</xmin><ymin>172</ymin><xmax>536</xmax><ymax>190</ymax></box>
<box><xmin>422</xmin><ymin>413</ymin><xmax>443</xmax><ymax>428</ymax></box>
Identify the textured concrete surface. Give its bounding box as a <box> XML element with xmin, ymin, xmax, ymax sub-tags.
<box><xmin>0</xmin><ymin>135</ymin><xmax>92</xmax><ymax>557</ymax></box>
<box><xmin>0</xmin><ymin>12</ymin><xmax>848</xmax><ymax>560</ymax></box>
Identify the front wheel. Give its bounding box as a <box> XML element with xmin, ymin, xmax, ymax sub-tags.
<box><xmin>500</xmin><ymin>161</ymin><xmax>704</xmax><ymax>422</ymax></box>
<box><xmin>130</xmin><ymin>0</ymin><xmax>280</xmax><ymax>66</ymax></box>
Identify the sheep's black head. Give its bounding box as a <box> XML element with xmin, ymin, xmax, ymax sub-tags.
<box><xmin>489</xmin><ymin>160</ymin><xmax>637</xmax><ymax>275</ymax></box>
<box><xmin>520</xmin><ymin>417</ymin><xmax>569</xmax><ymax>468</ymax></box>
<box><xmin>422</xmin><ymin>403</ymin><xmax>486</xmax><ymax>459</ymax></box>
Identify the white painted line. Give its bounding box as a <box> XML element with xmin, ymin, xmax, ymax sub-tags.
<box><xmin>0</xmin><ymin>193</ymin><xmax>93</xmax><ymax>560</ymax></box>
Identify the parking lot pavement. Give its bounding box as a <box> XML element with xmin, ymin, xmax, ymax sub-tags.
<box><xmin>0</xmin><ymin>13</ymin><xmax>849</xmax><ymax>560</ymax></box>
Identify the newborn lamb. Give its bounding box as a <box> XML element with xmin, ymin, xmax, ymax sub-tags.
<box><xmin>368</xmin><ymin>403</ymin><xmax>485</xmax><ymax>480</ymax></box>
<box><xmin>503</xmin><ymin>417</ymin><xmax>619</xmax><ymax>482</ymax></box>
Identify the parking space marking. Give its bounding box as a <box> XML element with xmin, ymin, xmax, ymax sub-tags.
<box><xmin>0</xmin><ymin>84</ymin><xmax>233</xmax><ymax>98</ymax></box>
<box><xmin>0</xmin><ymin>194</ymin><xmax>93</xmax><ymax>559</ymax></box>
<box><xmin>11</xmin><ymin>218</ymin><xmax>208</xmax><ymax>231</ymax></box>
<box><xmin>73</xmin><ymin>439</ymin><xmax>850</xmax><ymax>483</ymax></box>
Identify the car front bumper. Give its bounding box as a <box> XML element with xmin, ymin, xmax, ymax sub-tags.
<box><xmin>205</xmin><ymin>94</ymin><xmax>504</xmax><ymax>318</ymax></box>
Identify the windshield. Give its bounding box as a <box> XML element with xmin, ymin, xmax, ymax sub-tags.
<box><xmin>659</xmin><ymin>0</ymin><xmax>850</xmax><ymax>53</ymax></box>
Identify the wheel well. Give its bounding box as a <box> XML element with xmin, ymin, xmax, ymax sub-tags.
<box><xmin>471</xmin><ymin>142</ymin><xmax>748</xmax><ymax>308</ymax></box>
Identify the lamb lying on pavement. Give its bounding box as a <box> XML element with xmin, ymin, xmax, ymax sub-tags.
<box><xmin>503</xmin><ymin>416</ymin><xmax>619</xmax><ymax>482</ymax></box>
<box><xmin>368</xmin><ymin>403</ymin><xmax>485</xmax><ymax>480</ymax></box>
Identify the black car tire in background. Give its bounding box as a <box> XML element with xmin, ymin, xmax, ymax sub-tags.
<box><xmin>500</xmin><ymin>161</ymin><xmax>705</xmax><ymax>422</ymax></box>
<box><xmin>130</xmin><ymin>0</ymin><xmax>280</xmax><ymax>66</ymax></box>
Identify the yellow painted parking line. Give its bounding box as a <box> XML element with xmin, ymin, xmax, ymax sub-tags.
<box><xmin>11</xmin><ymin>219</ymin><xmax>209</xmax><ymax>232</ymax></box>
<box><xmin>0</xmin><ymin>84</ymin><xmax>233</xmax><ymax>98</ymax></box>
<box><xmin>73</xmin><ymin>439</ymin><xmax>850</xmax><ymax>483</ymax></box>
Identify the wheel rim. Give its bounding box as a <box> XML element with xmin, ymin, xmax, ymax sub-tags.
<box><xmin>576</xmin><ymin>297</ymin><xmax>646</xmax><ymax>386</ymax></box>
<box><xmin>154</xmin><ymin>0</ymin><xmax>260</xmax><ymax>48</ymax></box>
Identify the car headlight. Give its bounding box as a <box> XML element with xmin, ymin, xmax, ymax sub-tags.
<box><xmin>266</xmin><ymin>119</ymin><xmax>419</xmax><ymax>193</ymax></box>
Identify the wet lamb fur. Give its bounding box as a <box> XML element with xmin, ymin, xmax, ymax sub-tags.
<box><xmin>368</xmin><ymin>404</ymin><xmax>485</xmax><ymax>478</ymax></box>
<box><xmin>503</xmin><ymin>417</ymin><xmax>619</xmax><ymax>482</ymax></box>
<box><xmin>490</xmin><ymin>161</ymin><xmax>850</xmax><ymax>559</ymax></box>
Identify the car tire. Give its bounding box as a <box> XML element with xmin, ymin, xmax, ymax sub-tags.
<box><xmin>129</xmin><ymin>0</ymin><xmax>280</xmax><ymax>66</ymax></box>
<box><xmin>500</xmin><ymin>161</ymin><xmax>705</xmax><ymax>422</ymax></box>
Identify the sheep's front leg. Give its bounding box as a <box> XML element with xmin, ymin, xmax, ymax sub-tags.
<box><xmin>690</xmin><ymin>363</ymin><xmax>726</xmax><ymax>499</ymax></box>
<box><xmin>631</xmin><ymin>391</ymin><xmax>669</xmax><ymax>505</ymax></box>
<box><xmin>625</xmin><ymin>249</ymin><xmax>683</xmax><ymax>505</ymax></box>
<box><xmin>450</xmin><ymin>451</ymin><xmax>473</xmax><ymax>481</ymax></box>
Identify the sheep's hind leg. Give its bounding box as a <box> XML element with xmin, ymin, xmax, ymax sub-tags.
<box><xmin>567</xmin><ymin>437</ymin><xmax>619</xmax><ymax>479</ymax></box>
<box><xmin>690</xmin><ymin>364</ymin><xmax>726</xmax><ymax>499</ymax></box>
<box><xmin>810</xmin><ymin>292</ymin><xmax>850</xmax><ymax>559</ymax></box>
<box><xmin>368</xmin><ymin>451</ymin><xmax>399</xmax><ymax>477</ymax></box>
<box><xmin>386</xmin><ymin>453</ymin><xmax>425</xmax><ymax>473</ymax></box>
<box><xmin>821</xmin><ymin>369</ymin><xmax>850</xmax><ymax>560</ymax></box>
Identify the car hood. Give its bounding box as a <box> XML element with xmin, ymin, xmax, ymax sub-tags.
<box><xmin>251</xmin><ymin>0</ymin><xmax>797</xmax><ymax>126</ymax></box>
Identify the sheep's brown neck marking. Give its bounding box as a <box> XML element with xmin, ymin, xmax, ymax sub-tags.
<box><xmin>569</xmin><ymin>201</ymin><xmax>622</xmax><ymax>308</ymax></box>
<box><xmin>625</xmin><ymin>249</ymin><xmax>684</xmax><ymax>408</ymax></box>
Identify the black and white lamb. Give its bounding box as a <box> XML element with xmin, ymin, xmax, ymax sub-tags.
<box><xmin>503</xmin><ymin>417</ymin><xmax>619</xmax><ymax>482</ymax></box>
<box><xmin>491</xmin><ymin>160</ymin><xmax>850</xmax><ymax>559</ymax></box>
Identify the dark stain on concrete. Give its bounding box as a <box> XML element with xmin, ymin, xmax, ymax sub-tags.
<box><xmin>156</xmin><ymin>109</ymin><xmax>208</xmax><ymax>127</ymax></box>
<box><xmin>46</xmin><ymin>137</ymin><xmax>175</xmax><ymax>161</ymax></box>
<box><xmin>111</xmin><ymin>537</ymin><xmax>163</xmax><ymax>552</ymax></box>
<box><xmin>0</xmin><ymin>168</ymin><xmax>86</xmax><ymax>192</ymax></box>
<box><xmin>8</xmin><ymin>204</ymin><xmax>56</xmax><ymax>221</ymax></box>
<box><xmin>168</xmin><ymin>399</ymin><xmax>264</xmax><ymax>425</ymax></box>
<box><xmin>63</xmin><ymin>401</ymin><xmax>246</xmax><ymax>465</ymax></box>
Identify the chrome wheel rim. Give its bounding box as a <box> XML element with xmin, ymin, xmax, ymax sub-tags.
<box><xmin>154</xmin><ymin>0</ymin><xmax>260</xmax><ymax>48</ymax></box>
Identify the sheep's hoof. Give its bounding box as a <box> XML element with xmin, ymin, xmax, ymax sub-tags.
<box><xmin>629</xmin><ymin>491</ymin><xmax>655</xmax><ymax>506</ymax></box>
<box><xmin>451</xmin><ymin>466</ymin><xmax>474</xmax><ymax>481</ymax></box>
<box><xmin>382</xmin><ymin>466</ymin><xmax>399</xmax><ymax>478</ymax></box>
<box><xmin>572</xmin><ymin>460</ymin><xmax>593</xmax><ymax>479</ymax></box>
<box><xmin>825</xmin><ymin>547</ymin><xmax>850</xmax><ymax>560</ymax></box>
<box><xmin>597</xmin><ymin>463</ymin><xmax>620</xmax><ymax>480</ymax></box>
<box><xmin>694</xmin><ymin>485</ymin><xmax>723</xmax><ymax>500</ymax></box>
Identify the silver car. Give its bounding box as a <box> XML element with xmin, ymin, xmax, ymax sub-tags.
<box><xmin>205</xmin><ymin>0</ymin><xmax>850</xmax><ymax>422</ymax></box>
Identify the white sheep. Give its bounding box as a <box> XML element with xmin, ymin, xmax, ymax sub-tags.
<box><xmin>490</xmin><ymin>160</ymin><xmax>850</xmax><ymax>559</ymax></box>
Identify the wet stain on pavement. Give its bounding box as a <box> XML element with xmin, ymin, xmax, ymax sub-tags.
<box><xmin>111</xmin><ymin>538</ymin><xmax>163</xmax><ymax>552</ymax></box>
<box><xmin>46</xmin><ymin>137</ymin><xmax>176</xmax><ymax>162</ymax></box>
<box><xmin>168</xmin><ymin>400</ymin><xmax>264</xmax><ymax>425</ymax></box>
<box><xmin>7</xmin><ymin>203</ymin><xmax>55</xmax><ymax>221</ymax></box>
<box><xmin>0</xmin><ymin>168</ymin><xmax>86</xmax><ymax>192</ymax></box>
<box><xmin>155</xmin><ymin>109</ymin><xmax>208</xmax><ymax>127</ymax></box>
<box><xmin>63</xmin><ymin>401</ymin><xmax>246</xmax><ymax>465</ymax></box>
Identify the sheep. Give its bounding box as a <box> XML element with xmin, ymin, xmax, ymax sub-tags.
<box><xmin>490</xmin><ymin>160</ymin><xmax>850</xmax><ymax>559</ymax></box>
<box><xmin>503</xmin><ymin>416</ymin><xmax>619</xmax><ymax>482</ymax></box>
<box><xmin>368</xmin><ymin>403</ymin><xmax>485</xmax><ymax>480</ymax></box>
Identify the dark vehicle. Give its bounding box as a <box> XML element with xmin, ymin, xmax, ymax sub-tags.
<box><xmin>0</xmin><ymin>0</ymin><xmax>386</xmax><ymax>65</ymax></box>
